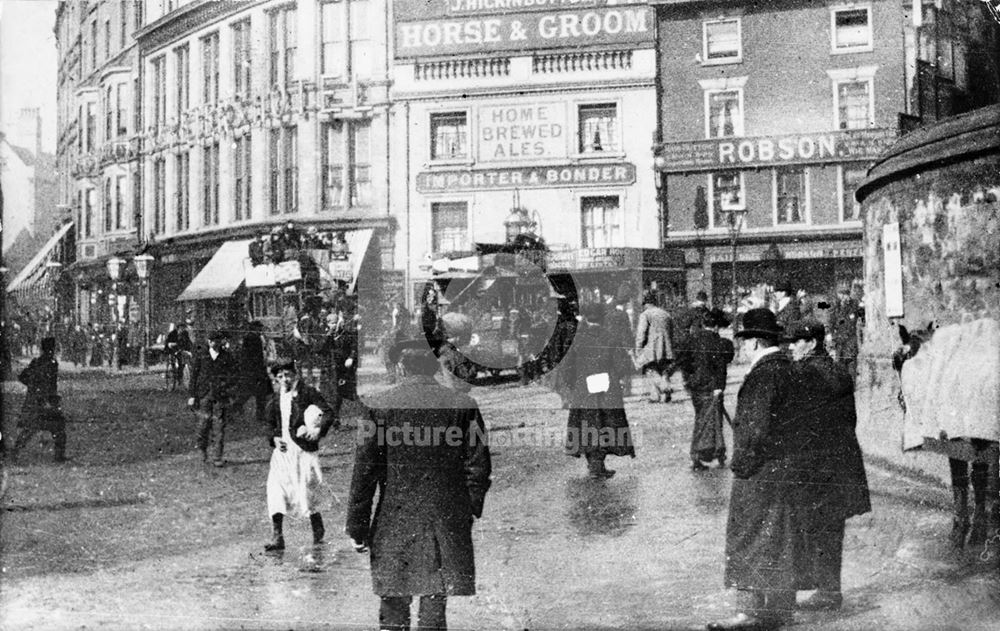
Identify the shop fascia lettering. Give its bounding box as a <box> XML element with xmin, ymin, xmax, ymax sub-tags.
<box><xmin>397</xmin><ymin>7</ymin><xmax>649</xmax><ymax>49</ymax></box>
<box><xmin>447</xmin><ymin>0</ymin><xmax>599</xmax><ymax>13</ymax></box>
<box><xmin>718</xmin><ymin>135</ymin><xmax>838</xmax><ymax>166</ymax></box>
<box><xmin>417</xmin><ymin>164</ymin><xmax>633</xmax><ymax>191</ymax></box>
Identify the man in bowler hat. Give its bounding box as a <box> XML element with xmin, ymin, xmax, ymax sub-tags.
<box><xmin>188</xmin><ymin>330</ymin><xmax>239</xmax><ymax>467</ymax></box>
<box><xmin>709</xmin><ymin>308</ymin><xmax>798</xmax><ymax>630</ymax></box>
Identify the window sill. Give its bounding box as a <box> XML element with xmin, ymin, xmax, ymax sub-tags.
<box><xmin>830</xmin><ymin>45</ymin><xmax>874</xmax><ymax>55</ymax></box>
<box><xmin>702</xmin><ymin>57</ymin><xmax>743</xmax><ymax>66</ymax></box>
<box><xmin>427</xmin><ymin>158</ymin><xmax>474</xmax><ymax>168</ymax></box>
<box><xmin>571</xmin><ymin>151</ymin><xmax>627</xmax><ymax>162</ymax></box>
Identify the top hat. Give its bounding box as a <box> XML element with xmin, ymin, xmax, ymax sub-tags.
<box><xmin>735</xmin><ymin>308</ymin><xmax>783</xmax><ymax>340</ymax></box>
<box><xmin>785</xmin><ymin>320</ymin><xmax>826</xmax><ymax>343</ymax></box>
<box><xmin>387</xmin><ymin>338</ymin><xmax>438</xmax><ymax>366</ymax></box>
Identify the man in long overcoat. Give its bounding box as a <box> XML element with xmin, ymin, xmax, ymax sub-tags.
<box><xmin>239</xmin><ymin>321</ymin><xmax>273</xmax><ymax>426</ymax></box>
<box><xmin>674</xmin><ymin>308</ymin><xmax>734</xmax><ymax>470</ymax></box>
<box><xmin>634</xmin><ymin>291</ymin><xmax>674</xmax><ymax>403</ymax></box>
<box><xmin>785</xmin><ymin>321</ymin><xmax>870</xmax><ymax>611</ymax></box>
<box><xmin>709</xmin><ymin>308</ymin><xmax>798</xmax><ymax>631</ymax></box>
<box><xmin>346</xmin><ymin>339</ymin><xmax>492</xmax><ymax>631</ymax></box>
<box><xmin>561</xmin><ymin>303</ymin><xmax>636</xmax><ymax>479</ymax></box>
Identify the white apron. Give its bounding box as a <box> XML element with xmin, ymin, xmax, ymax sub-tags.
<box><xmin>266</xmin><ymin>390</ymin><xmax>323</xmax><ymax>517</ymax></box>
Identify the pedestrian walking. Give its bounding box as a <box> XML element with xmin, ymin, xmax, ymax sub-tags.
<box><xmin>784</xmin><ymin>320</ymin><xmax>871</xmax><ymax>611</ymax></box>
<box><xmin>238</xmin><ymin>321</ymin><xmax>273</xmax><ymax>426</ymax></box>
<box><xmin>188</xmin><ymin>330</ymin><xmax>239</xmax><ymax>467</ymax></box>
<box><xmin>560</xmin><ymin>303</ymin><xmax>636</xmax><ymax>479</ymax></box>
<box><xmin>675</xmin><ymin>290</ymin><xmax>711</xmax><ymax>340</ymax></box>
<box><xmin>263</xmin><ymin>359</ymin><xmax>336</xmax><ymax>551</ymax></box>
<box><xmin>634</xmin><ymin>290</ymin><xmax>675</xmax><ymax>403</ymax></box>
<box><xmin>674</xmin><ymin>308</ymin><xmax>734</xmax><ymax>471</ymax></box>
<box><xmin>11</xmin><ymin>337</ymin><xmax>68</xmax><ymax>463</ymax></box>
<box><xmin>708</xmin><ymin>308</ymin><xmax>797</xmax><ymax>631</ymax></box>
<box><xmin>346</xmin><ymin>338</ymin><xmax>492</xmax><ymax>631</ymax></box>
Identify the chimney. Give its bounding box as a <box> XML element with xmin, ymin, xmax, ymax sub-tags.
<box><xmin>16</xmin><ymin>107</ymin><xmax>42</xmax><ymax>157</ymax></box>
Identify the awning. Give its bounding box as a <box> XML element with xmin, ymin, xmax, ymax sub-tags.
<box><xmin>6</xmin><ymin>222</ymin><xmax>74</xmax><ymax>293</ymax></box>
<box><xmin>175</xmin><ymin>239</ymin><xmax>253</xmax><ymax>301</ymax></box>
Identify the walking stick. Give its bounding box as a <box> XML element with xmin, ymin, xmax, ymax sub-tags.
<box><xmin>716</xmin><ymin>391</ymin><xmax>734</xmax><ymax>427</ymax></box>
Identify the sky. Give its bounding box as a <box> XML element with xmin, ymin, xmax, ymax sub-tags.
<box><xmin>0</xmin><ymin>0</ymin><xmax>59</xmax><ymax>152</ymax></box>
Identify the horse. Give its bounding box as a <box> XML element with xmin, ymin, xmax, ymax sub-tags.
<box><xmin>893</xmin><ymin>321</ymin><xmax>1000</xmax><ymax>552</ymax></box>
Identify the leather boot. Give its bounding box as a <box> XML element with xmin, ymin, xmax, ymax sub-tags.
<box><xmin>310</xmin><ymin>512</ymin><xmax>325</xmax><ymax>544</ymax></box>
<box><xmin>265</xmin><ymin>513</ymin><xmax>285</xmax><ymax>551</ymax></box>
<box><xmin>950</xmin><ymin>459</ymin><xmax>970</xmax><ymax>549</ymax></box>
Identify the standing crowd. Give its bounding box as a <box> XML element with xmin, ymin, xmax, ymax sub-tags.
<box><xmin>4</xmin><ymin>280</ymin><xmax>870</xmax><ymax>631</ymax></box>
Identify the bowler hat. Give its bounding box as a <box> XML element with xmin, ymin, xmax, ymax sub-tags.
<box><xmin>735</xmin><ymin>308</ymin><xmax>783</xmax><ymax>340</ymax></box>
<box><xmin>387</xmin><ymin>338</ymin><xmax>438</xmax><ymax>366</ymax></box>
<box><xmin>269</xmin><ymin>357</ymin><xmax>297</xmax><ymax>375</ymax></box>
<box><xmin>703</xmin><ymin>308</ymin><xmax>731</xmax><ymax>329</ymax></box>
<box><xmin>785</xmin><ymin>320</ymin><xmax>826</xmax><ymax>343</ymax></box>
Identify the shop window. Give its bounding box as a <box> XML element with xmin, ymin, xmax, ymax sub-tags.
<box><xmin>774</xmin><ymin>167</ymin><xmax>807</xmax><ymax>225</ymax></box>
<box><xmin>831</xmin><ymin>5</ymin><xmax>872</xmax><ymax>53</ymax></box>
<box><xmin>703</xmin><ymin>18</ymin><xmax>741</xmax><ymax>64</ymax></box>
<box><xmin>176</xmin><ymin>151</ymin><xmax>190</xmax><ymax>231</ymax></box>
<box><xmin>709</xmin><ymin>171</ymin><xmax>745</xmax><ymax>227</ymax></box>
<box><xmin>705</xmin><ymin>89</ymin><xmax>742</xmax><ymax>138</ymax></box>
<box><xmin>432</xmin><ymin>202</ymin><xmax>469</xmax><ymax>253</ymax></box>
<box><xmin>581</xmin><ymin>196</ymin><xmax>622</xmax><ymax>248</ymax></box>
<box><xmin>835</xmin><ymin>79</ymin><xmax>872</xmax><ymax>129</ymax></box>
<box><xmin>839</xmin><ymin>164</ymin><xmax>866</xmax><ymax>222</ymax></box>
<box><xmin>578</xmin><ymin>103</ymin><xmax>618</xmax><ymax>154</ymax></box>
<box><xmin>430</xmin><ymin>112</ymin><xmax>468</xmax><ymax>160</ymax></box>
<box><xmin>269</xmin><ymin>126</ymin><xmax>297</xmax><ymax>215</ymax></box>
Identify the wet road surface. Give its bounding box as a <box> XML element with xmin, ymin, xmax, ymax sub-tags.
<box><xmin>1</xmin><ymin>365</ymin><xmax>998</xmax><ymax>630</ymax></box>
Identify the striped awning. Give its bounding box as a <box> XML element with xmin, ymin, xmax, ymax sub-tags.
<box><xmin>6</xmin><ymin>222</ymin><xmax>74</xmax><ymax>293</ymax></box>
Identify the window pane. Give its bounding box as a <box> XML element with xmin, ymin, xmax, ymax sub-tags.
<box><xmin>323</xmin><ymin>122</ymin><xmax>345</xmax><ymax>208</ymax></box>
<box><xmin>578</xmin><ymin>103</ymin><xmax>618</xmax><ymax>153</ymax></box>
<box><xmin>321</xmin><ymin>2</ymin><xmax>344</xmax><ymax>76</ymax></box>
<box><xmin>834</xmin><ymin>9</ymin><xmax>870</xmax><ymax>49</ymax></box>
<box><xmin>841</xmin><ymin>165</ymin><xmax>866</xmax><ymax>222</ymax></box>
<box><xmin>432</xmin><ymin>202</ymin><xmax>468</xmax><ymax>253</ymax></box>
<box><xmin>776</xmin><ymin>168</ymin><xmax>805</xmax><ymax>224</ymax></box>
<box><xmin>711</xmin><ymin>171</ymin><xmax>744</xmax><ymax>225</ymax></box>
<box><xmin>707</xmin><ymin>91</ymin><xmax>741</xmax><ymax>138</ymax></box>
<box><xmin>837</xmin><ymin>81</ymin><xmax>870</xmax><ymax>129</ymax></box>
<box><xmin>430</xmin><ymin>112</ymin><xmax>467</xmax><ymax>159</ymax></box>
<box><xmin>581</xmin><ymin>196</ymin><xmax>621</xmax><ymax>248</ymax></box>
<box><xmin>706</xmin><ymin>20</ymin><xmax>739</xmax><ymax>59</ymax></box>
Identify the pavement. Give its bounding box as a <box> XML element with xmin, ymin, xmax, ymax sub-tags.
<box><xmin>1</xmin><ymin>358</ymin><xmax>998</xmax><ymax>630</ymax></box>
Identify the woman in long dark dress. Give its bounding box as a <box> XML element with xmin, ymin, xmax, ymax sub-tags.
<box><xmin>560</xmin><ymin>303</ymin><xmax>635</xmax><ymax>479</ymax></box>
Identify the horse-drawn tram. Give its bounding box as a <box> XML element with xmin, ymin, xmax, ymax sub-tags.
<box><xmin>856</xmin><ymin>105</ymin><xmax>1000</xmax><ymax>556</ymax></box>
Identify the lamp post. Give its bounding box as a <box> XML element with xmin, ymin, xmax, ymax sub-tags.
<box><xmin>106</xmin><ymin>256</ymin><xmax>124</xmax><ymax>369</ymax></box>
<box><xmin>653</xmin><ymin>154</ymin><xmax>668</xmax><ymax>242</ymax></box>
<box><xmin>721</xmin><ymin>208</ymin><xmax>749</xmax><ymax>323</ymax></box>
<box><xmin>134</xmin><ymin>253</ymin><xmax>154</xmax><ymax>371</ymax></box>
<box><xmin>503</xmin><ymin>206</ymin><xmax>537</xmax><ymax>243</ymax></box>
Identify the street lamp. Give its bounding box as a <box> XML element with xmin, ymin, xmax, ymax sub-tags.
<box><xmin>134</xmin><ymin>253</ymin><xmax>154</xmax><ymax>371</ymax></box>
<box><xmin>653</xmin><ymin>154</ymin><xmax>668</xmax><ymax>241</ymax></box>
<box><xmin>720</xmin><ymin>207</ymin><xmax>749</xmax><ymax>324</ymax></box>
<box><xmin>504</xmin><ymin>207</ymin><xmax>537</xmax><ymax>243</ymax></box>
<box><xmin>107</xmin><ymin>255</ymin><xmax>124</xmax><ymax>369</ymax></box>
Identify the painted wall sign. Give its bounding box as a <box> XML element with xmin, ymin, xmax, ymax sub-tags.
<box><xmin>478</xmin><ymin>102</ymin><xmax>566</xmax><ymax>161</ymax></box>
<box><xmin>395</xmin><ymin>0</ymin><xmax>621</xmax><ymax>20</ymax></box>
<box><xmin>394</xmin><ymin>6</ymin><xmax>654</xmax><ymax>58</ymax></box>
<box><xmin>656</xmin><ymin>129</ymin><xmax>897</xmax><ymax>173</ymax></box>
<box><xmin>416</xmin><ymin>163</ymin><xmax>636</xmax><ymax>192</ymax></box>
